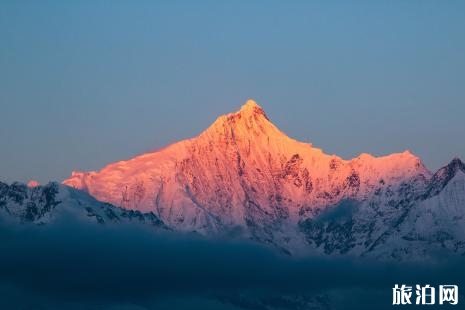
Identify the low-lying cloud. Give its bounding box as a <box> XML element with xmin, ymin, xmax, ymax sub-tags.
<box><xmin>0</xmin><ymin>216</ymin><xmax>463</xmax><ymax>310</ymax></box>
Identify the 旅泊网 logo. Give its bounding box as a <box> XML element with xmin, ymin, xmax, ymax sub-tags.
<box><xmin>393</xmin><ymin>284</ymin><xmax>458</xmax><ymax>305</ymax></box>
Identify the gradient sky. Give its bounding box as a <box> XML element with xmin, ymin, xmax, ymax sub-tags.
<box><xmin>1</xmin><ymin>0</ymin><xmax>464</xmax><ymax>183</ymax></box>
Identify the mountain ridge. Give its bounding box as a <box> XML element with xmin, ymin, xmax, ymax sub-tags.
<box><xmin>52</xmin><ymin>99</ymin><xmax>465</xmax><ymax>258</ymax></box>
<box><xmin>0</xmin><ymin>181</ymin><xmax>166</xmax><ymax>228</ymax></box>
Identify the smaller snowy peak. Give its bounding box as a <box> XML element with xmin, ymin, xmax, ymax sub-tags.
<box><xmin>352</xmin><ymin>149</ymin><xmax>430</xmax><ymax>181</ymax></box>
<box><xmin>448</xmin><ymin>157</ymin><xmax>465</xmax><ymax>171</ymax></box>
<box><xmin>63</xmin><ymin>171</ymin><xmax>97</xmax><ymax>191</ymax></box>
<box><xmin>0</xmin><ymin>181</ymin><xmax>62</xmax><ymax>223</ymax></box>
<box><xmin>0</xmin><ymin>180</ymin><xmax>167</xmax><ymax>228</ymax></box>
<box><xmin>423</xmin><ymin>157</ymin><xmax>465</xmax><ymax>199</ymax></box>
<box><xmin>27</xmin><ymin>180</ymin><xmax>40</xmax><ymax>188</ymax></box>
<box><xmin>354</xmin><ymin>150</ymin><xmax>420</xmax><ymax>163</ymax></box>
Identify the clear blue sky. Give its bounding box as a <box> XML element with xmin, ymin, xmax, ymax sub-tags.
<box><xmin>1</xmin><ymin>1</ymin><xmax>464</xmax><ymax>183</ymax></box>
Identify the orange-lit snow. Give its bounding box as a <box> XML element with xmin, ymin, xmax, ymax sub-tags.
<box><xmin>63</xmin><ymin>99</ymin><xmax>431</xmax><ymax>232</ymax></box>
<box><xmin>27</xmin><ymin>180</ymin><xmax>40</xmax><ymax>188</ymax></box>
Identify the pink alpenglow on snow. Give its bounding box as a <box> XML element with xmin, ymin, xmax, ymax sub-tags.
<box><xmin>27</xmin><ymin>180</ymin><xmax>40</xmax><ymax>188</ymax></box>
<box><xmin>63</xmin><ymin>99</ymin><xmax>431</xmax><ymax>234</ymax></box>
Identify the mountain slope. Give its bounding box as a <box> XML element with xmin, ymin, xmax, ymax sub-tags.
<box><xmin>62</xmin><ymin>100</ymin><xmax>449</xmax><ymax>255</ymax></box>
<box><xmin>299</xmin><ymin>158</ymin><xmax>465</xmax><ymax>259</ymax></box>
<box><xmin>0</xmin><ymin>181</ymin><xmax>166</xmax><ymax>229</ymax></box>
<box><xmin>371</xmin><ymin>159</ymin><xmax>465</xmax><ymax>259</ymax></box>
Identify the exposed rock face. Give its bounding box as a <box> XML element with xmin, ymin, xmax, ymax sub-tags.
<box><xmin>61</xmin><ymin>100</ymin><xmax>465</xmax><ymax>259</ymax></box>
<box><xmin>0</xmin><ymin>181</ymin><xmax>166</xmax><ymax>229</ymax></box>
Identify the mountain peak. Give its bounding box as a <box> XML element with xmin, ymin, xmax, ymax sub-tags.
<box><xmin>423</xmin><ymin>157</ymin><xmax>465</xmax><ymax>198</ymax></box>
<box><xmin>240</xmin><ymin>99</ymin><xmax>261</xmax><ymax>110</ymax></box>
<box><xmin>237</xmin><ymin>99</ymin><xmax>268</xmax><ymax>119</ymax></box>
<box><xmin>201</xmin><ymin>99</ymin><xmax>276</xmax><ymax>140</ymax></box>
<box><xmin>443</xmin><ymin>157</ymin><xmax>465</xmax><ymax>176</ymax></box>
<box><xmin>449</xmin><ymin>157</ymin><xmax>464</xmax><ymax>169</ymax></box>
<box><xmin>27</xmin><ymin>180</ymin><xmax>40</xmax><ymax>188</ymax></box>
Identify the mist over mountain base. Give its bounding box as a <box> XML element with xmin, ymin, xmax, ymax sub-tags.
<box><xmin>1</xmin><ymin>217</ymin><xmax>463</xmax><ymax>310</ymax></box>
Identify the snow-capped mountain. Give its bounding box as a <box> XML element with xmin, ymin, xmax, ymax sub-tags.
<box><xmin>57</xmin><ymin>99</ymin><xmax>464</xmax><ymax>258</ymax></box>
<box><xmin>0</xmin><ymin>181</ymin><xmax>166</xmax><ymax>228</ymax></box>
<box><xmin>299</xmin><ymin>157</ymin><xmax>465</xmax><ymax>259</ymax></box>
<box><xmin>371</xmin><ymin>158</ymin><xmax>465</xmax><ymax>259</ymax></box>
